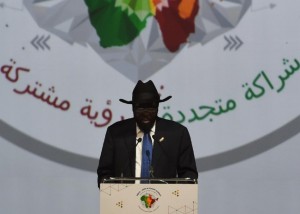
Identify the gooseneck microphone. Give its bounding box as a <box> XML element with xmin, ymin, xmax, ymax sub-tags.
<box><xmin>136</xmin><ymin>137</ymin><xmax>142</xmax><ymax>146</ymax></box>
<box><xmin>121</xmin><ymin>137</ymin><xmax>142</xmax><ymax>178</ymax></box>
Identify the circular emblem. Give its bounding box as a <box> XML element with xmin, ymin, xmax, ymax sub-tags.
<box><xmin>137</xmin><ymin>187</ymin><xmax>161</xmax><ymax>212</ymax></box>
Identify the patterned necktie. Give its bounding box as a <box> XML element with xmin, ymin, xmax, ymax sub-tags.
<box><xmin>141</xmin><ymin>132</ymin><xmax>152</xmax><ymax>179</ymax></box>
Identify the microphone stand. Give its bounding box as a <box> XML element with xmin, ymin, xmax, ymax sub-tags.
<box><xmin>121</xmin><ymin>137</ymin><xmax>142</xmax><ymax>183</ymax></box>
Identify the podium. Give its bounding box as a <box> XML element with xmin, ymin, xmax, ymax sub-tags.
<box><xmin>100</xmin><ymin>178</ymin><xmax>198</xmax><ymax>214</ymax></box>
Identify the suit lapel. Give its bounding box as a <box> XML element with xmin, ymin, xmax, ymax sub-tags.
<box><xmin>152</xmin><ymin>118</ymin><xmax>165</xmax><ymax>175</ymax></box>
<box><xmin>124</xmin><ymin>119</ymin><xmax>137</xmax><ymax>177</ymax></box>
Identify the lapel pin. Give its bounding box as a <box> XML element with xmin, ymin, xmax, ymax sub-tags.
<box><xmin>159</xmin><ymin>137</ymin><xmax>165</xmax><ymax>143</ymax></box>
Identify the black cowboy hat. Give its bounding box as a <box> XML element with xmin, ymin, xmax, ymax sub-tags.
<box><xmin>119</xmin><ymin>80</ymin><xmax>172</xmax><ymax>105</ymax></box>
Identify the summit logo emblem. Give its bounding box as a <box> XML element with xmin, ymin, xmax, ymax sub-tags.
<box><xmin>137</xmin><ymin>187</ymin><xmax>161</xmax><ymax>212</ymax></box>
<box><xmin>24</xmin><ymin>0</ymin><xmax>251</xmax><ymax>81</ymax></box>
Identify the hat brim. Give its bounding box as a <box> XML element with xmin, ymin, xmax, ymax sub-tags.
<box><xmin>119</xmin><ymin>96</ymin><xmax>172</xmax><ymax>104</ymax></box>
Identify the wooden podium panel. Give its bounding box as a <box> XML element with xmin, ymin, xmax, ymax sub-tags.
<box><xmin>100</xmin><ymin>183</ymin><xmax>198</xmax><ymax>214</ymax></box>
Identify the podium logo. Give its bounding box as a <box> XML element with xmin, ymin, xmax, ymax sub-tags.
<box><xmin>137</xmin><ymin>187</ymin><xmax>161</xmax><ymax>212</ymax></box>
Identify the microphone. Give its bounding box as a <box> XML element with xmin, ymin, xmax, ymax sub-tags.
<box><xmin>121</xmin><ymin>137</ymin><xmax>142</xmax><ymax>178</ymax></box>
<box><xmin>136</xmin><ymin>137</ymin><xmax>142</xmax><ymax>146</ymax></box>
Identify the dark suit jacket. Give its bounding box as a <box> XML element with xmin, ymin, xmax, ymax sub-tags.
<box><xmin>97</xmin><ymin>117</ymin><xmax>198</xmax><ymax>186</ymax></box>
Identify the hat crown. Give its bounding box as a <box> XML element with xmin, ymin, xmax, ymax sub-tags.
<box><xmin>132</xmin><ymin>80</ymin><xmax>159</xmax><ymax>104</ymax></box>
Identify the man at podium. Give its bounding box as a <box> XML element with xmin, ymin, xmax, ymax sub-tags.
<box><xmin>97</xmin><ymin>80</ymin><xmax>198</xmax><ymax>187</ymax></box>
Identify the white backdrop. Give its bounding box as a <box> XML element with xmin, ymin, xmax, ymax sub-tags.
<box><xmin>1</xmin><ymin>0</ymin><xmax>300</xmax><ymax>213</ymax></box>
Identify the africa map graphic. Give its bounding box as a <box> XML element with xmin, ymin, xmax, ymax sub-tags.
<box><xmin>24</xmin><ymin>0</ymin><xmax>252</xmax><ymax>81</ymax></box>
<box><xmin>140</xmin><ymin>193</ymin><xmax>158</xmax><ymax>208</ymax></box>
<box><xmin>85</xmin><ymin>0</ymin><xmax>199</xmax><ymax>52</ymax></box>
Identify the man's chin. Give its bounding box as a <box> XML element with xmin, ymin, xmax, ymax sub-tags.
<box><xmin>137</xmin><ymin>122</ymin><xmax>154</xmax><ymax>133</ymax></box>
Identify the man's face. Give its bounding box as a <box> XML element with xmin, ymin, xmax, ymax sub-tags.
<box><xmin>133</xmin><ymin>104</ymin><xmax>158</xmax><ymax>133</ymax></box>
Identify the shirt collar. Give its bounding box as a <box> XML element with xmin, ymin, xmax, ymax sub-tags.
<box><xmin>136</xmin><ymin>122</ymin><xmax>156</xmax><ymax>137</ymax></box>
